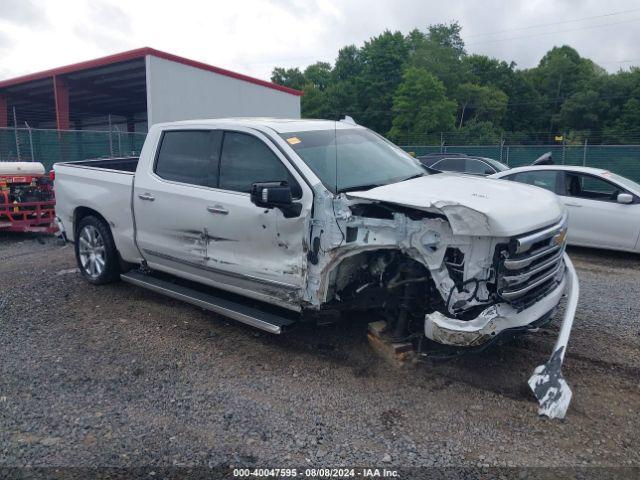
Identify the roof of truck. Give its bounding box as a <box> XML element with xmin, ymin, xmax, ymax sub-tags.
<box><xmin>155</xmin><ymin>118</ymin><xmax>363</xmax><ymax>134</ymax></box>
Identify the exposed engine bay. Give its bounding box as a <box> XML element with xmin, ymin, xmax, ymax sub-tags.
<box><xmin>303</xmin><ymin>190</ymin><xmax>502</xmax><ymax>326</ymax></box>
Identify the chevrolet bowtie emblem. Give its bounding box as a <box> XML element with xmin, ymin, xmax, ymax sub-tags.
<box><xmin>553</xmin><ymin>228</ymin><xmax>567</xmax><ymax>246</ymax></box>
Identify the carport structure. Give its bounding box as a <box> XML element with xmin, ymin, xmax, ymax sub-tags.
<box><xmin>0</xmin><ymin>50</ymin><xmax>148</xmax><ymax>131</ymax></box>
<box><xmin>0</xmin><ymin>47</ymin><xmax>302</xmax><ymax>132</ymax></box>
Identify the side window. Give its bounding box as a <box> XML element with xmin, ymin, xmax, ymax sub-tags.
<box><xmin>434</xmin><ymin>157</ymin><xmax>465</xmax><ymax>172</ymax></box>
<box><xmin>510</xmin><ymin>170</ymin><xmax>559</xmax><ymax>193</ymax></box>
<box><xmin>155</xmin><ymin>130</ymin><xmax>222</xmax><ymax>187</ymax></box>
<box><xmin>465</xmin><ymin>159</ymin><xmax>495</xmax><ymax>175</ymax></box>
<box><xmin>565</xmin><ymin>173</ymin><xmax>621</xmax><ymax>201</ymax></box>
<box><xmin>219</xmin><ymin>132</ymin><xmax>301</xmax><ymax>197</ymax></box>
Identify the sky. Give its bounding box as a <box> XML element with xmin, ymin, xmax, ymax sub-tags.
<box><xmin>1</xmin><ymin>0</ymin><xmax>639</xmax><ymax>83</ymax></box>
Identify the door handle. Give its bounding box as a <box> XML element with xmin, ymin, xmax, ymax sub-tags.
<box><xmin>207</xmin><ymin>205</ymin><xmax>229</xmax><ymax>215</ymax></box>
<box><xmin>565</xmin><ymin>203</ymin><xmax>582</xmax><ymax>207</ymax></box>
<box><xmin>138</xmin><ymin>193</ymin><xmax>155</xmax><ymax>201</ymax></box>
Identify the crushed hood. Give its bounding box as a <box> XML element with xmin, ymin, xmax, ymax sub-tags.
<box><xmin>346</xmin><ymin>173</ymin><xmax>564</xmax><ymax>237</ymax></box>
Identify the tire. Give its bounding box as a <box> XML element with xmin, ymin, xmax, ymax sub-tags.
<box><xmin>75</xmin><ymin>215</ymin><xmax>120</xmax><ymax>285</ymax></box>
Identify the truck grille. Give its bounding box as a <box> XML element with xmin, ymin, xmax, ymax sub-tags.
<box><xmin>497</xmin><ymin>214</ymin><xmax>568</xmax><ymax>309</ymax></box>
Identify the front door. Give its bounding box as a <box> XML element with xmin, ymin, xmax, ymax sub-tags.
<box><xmin>559</xmin><ymin>171</ymin><xmax>640</xmax><ymax>250</ymax></box>
<box><xmin>199</xmin><ymin>129</ymin><xmax>312</xmax><ymax>306</ymax></box>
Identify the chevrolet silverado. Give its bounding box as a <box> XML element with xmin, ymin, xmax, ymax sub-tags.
<box><xmin>54</xmin><ymin>118</ymin><xmax>579</xmax><ymax>418</ymax></box>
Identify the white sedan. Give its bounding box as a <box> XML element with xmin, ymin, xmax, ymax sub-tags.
<box><xmin>490</xmin><ymin>165</ymin><xmax>640</xmax><ymax>252</ymax></box>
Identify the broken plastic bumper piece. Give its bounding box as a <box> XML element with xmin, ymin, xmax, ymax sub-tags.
<box><xmin>528</xmin><ymin>253</ymin><xmax>579</xmax><ymax>419</ymax></box>
<box><xmin>424</xmin><ymin>253</ymin><xmax>578</xmax><ymax>419</ymax></box>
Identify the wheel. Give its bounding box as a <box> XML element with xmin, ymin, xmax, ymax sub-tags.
<box><xmin>75</xmin><ymin>215</ymin><xmax>120</xmax><ymax>284</ymax></box>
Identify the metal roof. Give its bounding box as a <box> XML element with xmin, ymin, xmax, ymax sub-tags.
<box><xmin>0</xmin><ymin>47</ymin><xmax>302</xmax><ymax>96</ymax></box>
<box><xmin>1</xmin><ymin>57</ymin><xmax>148</xmax><ymax>125</ymax></box>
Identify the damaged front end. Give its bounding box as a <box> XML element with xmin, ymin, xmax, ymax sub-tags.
<box><xmin>303</xmin><ymin>187</ymin><xmax>578</xmax><ymax>419</ymax></box>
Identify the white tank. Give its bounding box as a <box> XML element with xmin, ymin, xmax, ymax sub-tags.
<box><xmin>0</xmin><ymin>162</ymin><xmax>46</xmax><ymax>176</ymax></box>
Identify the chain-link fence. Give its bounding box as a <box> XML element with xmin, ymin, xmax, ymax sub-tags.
<box><xmin>3</xmin><ymin>126</ymin><xmax>640</xmax><ymax>184</ymax></box>
<box><xmin>0</xmin><ymin>127</ymin><xmax>147</xmax><ymax>171</ymax></box>
<box><xmin>400</xmin><ymin>143</ymin><xmax>640</xmax><ymax>183</ymax></box>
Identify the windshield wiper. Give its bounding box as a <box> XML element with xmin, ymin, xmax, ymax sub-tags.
<box><xmin>337</xmin><ymin>184</ymin><xmax>384</xmax><ymax>193</ymax></box>
<box><xmin>397</xmin><ymin>173</ymin><xmax>425</xmax><ymax>182</ymax></box>
<box><xmin>337</xmin><ymin>173</ymin><xmax>425</xmax><ymax>193</ymax></box>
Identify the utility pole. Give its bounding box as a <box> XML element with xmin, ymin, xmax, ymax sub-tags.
<box><xmin>12</xmin><ymin>107</ymin><xmax>21</xmax><ymax>161</ymax></box>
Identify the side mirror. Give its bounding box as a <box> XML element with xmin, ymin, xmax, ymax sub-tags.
<box><xmin>250</xmin><ymin>182</ymin><xmax>302</xmax><ymax>218</ymax></box>
<box><xmin>617</xmin><ymin>192</ymin><xmax>633</xmax><ymax>204</ymax></box>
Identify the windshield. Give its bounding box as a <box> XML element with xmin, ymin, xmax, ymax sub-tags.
<box><xmin>603</xmin><ymin>171</ymin><xmax>640</xmax><ymax>193</ymax></box>
<box><xmin>280</xmin><ymin>127</ymin><xmax>426</xmax><ymax>193</ymax></box>
<box><xmin>483</xmin><ymin>158</ymin><xmax>510</xmax><ymax>172</ymax></box>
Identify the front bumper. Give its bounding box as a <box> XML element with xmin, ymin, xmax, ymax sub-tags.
<box><xmin>424</xmin><ymin>253</ymin><xmax>579</xmax><ymax>419</ymax></box>
<box><xmin>424</xmin><ymin>269</ymin><xmax>566</xmax><ymax>347</ymax></box>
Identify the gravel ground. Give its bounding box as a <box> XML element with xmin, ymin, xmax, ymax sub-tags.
<box><xmin>0</xmin><ymin>232</ymin><xmax>639</xmax><ymax>471</ymax></box>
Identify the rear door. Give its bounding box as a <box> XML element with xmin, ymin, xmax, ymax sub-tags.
<box><xmin>133</xmin><ymin>128</ymin><xmax>223</xmax><ymax>274</ymax></box>
<box><xmin>558</xmin><ymin>171</ymin><xmax>640</xmax><ymax>250</ymax></box>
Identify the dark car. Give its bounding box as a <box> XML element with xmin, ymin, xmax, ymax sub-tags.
<box><xmin>418</xmin><ymin>153</ymin><xmax>510</xmax><ymax>176</ymax></box>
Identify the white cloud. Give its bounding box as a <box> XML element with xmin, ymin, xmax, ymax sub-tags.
<box><xmin>0</xmin><ymin>0</ymin><xmax>639</xmax><ymax>82</ymax></box>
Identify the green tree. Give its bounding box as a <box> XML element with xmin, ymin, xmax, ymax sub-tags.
<box><xmin>303</xmin><ymin>62</ymin><xmax>332</xmax><ymax>91</ymax></box>
<box><xmin>300</xmin><ymin>84</ymin><xmax>331</xmax><ymax>118</ymax></box>
<box><xmin>332</xmin><ymin>45</ymin><xmax>362</xmax><ymax>82</ymax></box>
<box><xmin>606</xmin><ymin>97</ymin><xmax>640</xmax><ymax>143</ymax></box>
<box><xmin>327</xmin><ymin>45</ymin><xmax>364</xmax><ymax>119</ymax></box>
<box><xmin>408</xmin><ymin>22</ymin><xmax>467</xmax><ymax>95</ymax></box>
<box><xmin>461</xmin><ymin>54</ymin><xmax>547</xmax><ymax>135</ymax></box>
<box><xmin>270</xmin><ymin>67</ymin><xmax>306</xmax><ymax>90</ymax></box>
<box><xmin>455</xmin><ymin>83</ymin><xmax>508</xmax><ymax>128</ymax></box>
<box><xmin>529</xmin><ymin>46</ymin><xmax>603</xmax><ymax>133</ymax></box>
<box><xmin>464</xmin><ymin>55</ymin><xmax>516</xmax><ymax>89</ymax></box>
<box><xmin>388</xmin><ymin>67</ymin><xmax>456</xmax><ymax>142</ymax></box>
<box><xmin>457</xmin><ymin>120</ymin><xmax>503</xmax><ymax>144</ymax></box>
<box><xmin>270</xmin><ymin>24</ymin><xmax>640</xmax><ymax>145</ymax></box>
<box><xmin>356</xmin><ymin>30</ymin><xmax>409</xmax><ymax>133</ymax></box>
<box><xmin>559</xmin><ymin>90</ymin><xmax>609</xmax><ymax>132</ymax></box>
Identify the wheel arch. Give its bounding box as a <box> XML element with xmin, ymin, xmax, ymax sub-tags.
<box><xmin>73</xmin><ymin>206</ymin><xmax>110</xmax><ymax>236</ymax></box>
<box><xmin>321</xmin><ymin>247</ymin><xmax>435</xmax><ymax>304</ymax></box>
<box><xmin>74</xmin><ymin>206</ymin><xmax>129</xmax><ymax>265</ymax></box>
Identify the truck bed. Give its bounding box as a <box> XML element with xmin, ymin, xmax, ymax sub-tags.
<box><xmin>63</xmin><ymin>156</ymin><xmax>139</xmax><ymax>173</ymax></box>
<box><xmin>53</xmin><ymin>156</ymin><xmax>139</xmax><ymax>261</ymax></box>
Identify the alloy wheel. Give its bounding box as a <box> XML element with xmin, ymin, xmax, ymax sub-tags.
<box><xmin>78</xmin><ymin>225</ymin><xmax>106</xmax><ymax>279</ymax></box>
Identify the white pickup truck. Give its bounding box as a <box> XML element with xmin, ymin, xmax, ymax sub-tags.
<box><xmin>54</xmin><ymin>118</ymin><xmax>579</xmax><ymax>418</ymax></box>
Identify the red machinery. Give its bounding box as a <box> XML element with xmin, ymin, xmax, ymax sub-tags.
<box><xmin>0</xmin><ymin>162</ymin><xmax>57</xmax><ymax>234</ymax></box>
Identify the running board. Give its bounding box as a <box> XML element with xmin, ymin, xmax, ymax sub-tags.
<box><xmin>120</xmin><ymin>271</ymin><xmax>297</xmax><ymax>334</ymax></box>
